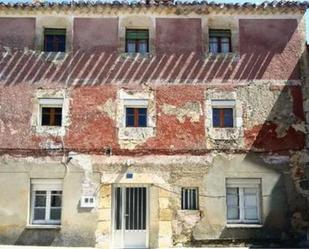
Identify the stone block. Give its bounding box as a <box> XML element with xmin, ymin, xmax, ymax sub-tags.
<box><xmin>159</xmin><ymin>208</ymin><xmax>173</xmax><ymax>221</ymax></box>
<box><xmin>159</xmin><ymin>188</ymin><xmax>171</xmax><ymax>198</ymax></box>
<box><xmin>159</xmin><ymin>221</ymin><xmax>172</xmax><ymax>236</ymax></box>
<box><xmin>96</xmin><ymin>221</ymin><xmax>111</xmax><ymax>234</ymax></box>
<box><xmin>158</xmin><ymin>236</ymin><xmax>173</xmax><ymax>248</ymax></box>
<box><xmin>98</xmin><ymin>208</ymin><xmax>111</xmax><ymax>222</ymax></box>
<box><xmin>159</xmin><ymin>198</ymin><xmax>169</xmax><ymax>209</ymax></box>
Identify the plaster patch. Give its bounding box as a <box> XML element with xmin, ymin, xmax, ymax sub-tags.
<box><xmin>97</xmin><ymin>98</ymin><xmax>116</xmax><ymax>120</ymax></box>
<box><xmin>161</xmin><ymin>101</ymin><xmax>202</xmax><ymax>123</ymax></box>
<box><xmin>292</xmin><ymin>122</ymin><xmax>306</xmax><ymax>133</ymax></box>
<box><xmin>262</xmin><ymin>155</ymin><xmax>290</xmax><ymax>165</ymax></box>
<box><xmin>39</xmin><ymin>139</ymin><xmax>62</xmax><ymax>150</ymax></box>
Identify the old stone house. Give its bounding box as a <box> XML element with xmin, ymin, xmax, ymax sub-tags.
<box><xmin>0</xmin><ymin>0</ymin><xmax>309</xmax><ymax>248</ymax></box>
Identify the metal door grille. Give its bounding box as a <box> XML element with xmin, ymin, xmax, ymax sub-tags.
<box><xmin>115</xmin><ymin>187</ymin><xmax>147</xmax><ymax>230</ymax></box>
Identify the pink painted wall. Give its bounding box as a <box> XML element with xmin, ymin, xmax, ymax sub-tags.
<box><xmin>73</xmin><ymin>18</ymin><xmax>119</xmax><ymax>52</ymax></box>
<box><xmin>0</xmin><ymin>18</ymin><xmax>35</xmax><ymax>50</ymax></box>
<box><xmin>239</xmin><ymin>19</ymin><xmax>301</xmax><ymax>80</ymax></box>
<box><xmin>156</xmin><ymin>18</ymin><xmax>203</xmax><ymax>54</ymax></box>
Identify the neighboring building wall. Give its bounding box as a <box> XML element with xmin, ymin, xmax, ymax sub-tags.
<box><xmin>0</xmin><ymin>3</ymin><xmax>308</xmax><ymax>248</ymax></box>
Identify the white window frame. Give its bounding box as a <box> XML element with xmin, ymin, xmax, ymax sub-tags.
<box><xmin>226</xmin><ymin>178</ymin><xmax>261</xmax><ymax>224</ymax></box>
<box><xmin>211</xmin><ymin>100</ymin><xmax>236</xmax><ymax>128</ymax></box>
<box><xmin>38</xmin><ymin>98</ymin><xmax>64</xmax><ymax>127</ymax></box>
<box><xmin>30</xmin><ymin>179</ymin><xmax>62</xmax><ymax>225</ymax></box>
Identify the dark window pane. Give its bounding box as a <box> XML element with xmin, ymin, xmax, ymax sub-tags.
<box><xmin>126</xmin><ymin>115</ymin><xmax>135</xmax><ymax>127</ymax></box>
<box><xmin>212</xmin><ymin>108</ymin><xmax>221</xmax><ymax>127</ymax></box>
<box><xmin>51</xmin><ymin>195</ymin><xmax>62</xmax><ymax>207</ymax></box>
<box><xmin>34</xmin><ymin>208</ymin><xmax>46</xmax><ymax>220</ymax></box>
<box><xmin>42</xmin><ymin>108</ymin><xmax>51</xmax><ymax>126</ymax></box>
<box><xmin>35</xmin><ymin>194</ymin><xmax>46</xmax><ymax>207</ymax></box>
<box><xmin>126</xmin><ymin>108</ymin><xmax>134</xmax><ymax>115</ymax></box>
<box><xmin>115</xmin><ymin>188</ymin><xmax>122</xmax><ymax>230</ymax></box>
<box><xmin>138</xmin><ymin>108</ymin><xmax>147</xmax><ymax>115</ymax></box>
<box><xmin>50</xmin><ymin>208</ymin><xmax>61</xmax><ymax>220</ymax></box>
<box><xmin>138</xmin><ymin>115</ymin><xmax>147</xmax><ymax>127</ymax></box>
<box><xmin>44</xmin><ymin>34</ymin><xmax>66</xmax><ymax>52</ymax></box>
<box><xmin>54</xmin><ymin>108</ymin><xmax>62</xmax><ymax>126</ymax></box>
<box><xmin>41</xmin><ymin>107</ymin><xmax>62</xmax><ymax>126</ymax></box>
<box><xmin>223</xmin><ymin>108</ymin><xmax>234</xmax><ymax>127</ymax></box>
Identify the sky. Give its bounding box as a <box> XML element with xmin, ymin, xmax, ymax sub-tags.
<box><xmin>2</xmin><ymin>0</ymin><xmax>309</xmax><ymax>41</ymax></box>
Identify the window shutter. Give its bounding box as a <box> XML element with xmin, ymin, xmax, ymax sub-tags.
<box><xmin>126</xmin><ymin>30</ymin><xmax>149</xmax><ymax>40</ymax></box>
<box><xmin>209</xmin><ymin>29</ymin><xmax>231</xmax><ymax>38</ymax></box>
<box><xmin>44</xmin><ymin>28</ymin><xmax>66</xmax><ymax>36</ymax></box>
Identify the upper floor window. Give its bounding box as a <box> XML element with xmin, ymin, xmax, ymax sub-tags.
<box><xmin>126</xmin><ymin>29</ymin><xmax>149</xmax><ymax>54</ymax></box>
<box><xmin>212</xmin><ymin>100</ymin><xmax>235</xmax><ymax>128</ymax></box>
<box><xmin>209</xmin><ymin>29</ymin><xmax>231</xmax><ymax>54</ymax></box>
<box><xmin>213</xmin><ymin>108</ymin><xmax>233</xmax><ymax>128</ymax></box>
<box><xmin>126</xmin><ymin>107</ymin><xmax>147</xmax><ymax>127</ymax></box>
<box><xmin>39</xmin><ymin>98</ymin><xmax>63</xmax><ymax>127</ymax></box>
<box><xmin>44</xmin><ymin>28</ymin><xmax>66</xmax><ymax>52</ymax></box>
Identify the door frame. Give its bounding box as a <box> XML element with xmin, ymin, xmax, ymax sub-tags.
<box><xmin>111</xmin><ymin>184</ymin><xmax>150</xmax><ymax>249</ymax></box>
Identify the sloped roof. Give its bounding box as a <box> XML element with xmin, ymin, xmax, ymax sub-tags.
<box><xmin>0</xmin><ymin>0</ymin><xmax>307</xmax><ymax>9</ymax></box>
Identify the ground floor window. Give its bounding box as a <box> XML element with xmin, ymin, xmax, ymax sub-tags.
<box><xmin>181</xmin><ymin>187</ymin><xmax>198</xmax><ymax>210</ymax></box>
<box><xmin>30</xmin><ymin>179</ymin><xmax>62</xmax><ymax>225</ymax></box>
<box><xmin>226</xmin><ymin>178</ymin><xmax>261</xmax><ymax>224</ymax></box>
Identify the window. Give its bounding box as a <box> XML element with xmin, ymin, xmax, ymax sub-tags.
<box><xmin>39</xmin><ymin>98</ymin><xmax>63</xmax><ymax>127</ymax></box>
<box><xmin>226</xmin><ymin>179</ymin><xmax>261</xmax><ymax>224</ymax></box>
<box><xmin>209</xmin><ymin>29</ymin><xmax>231</xmax><ymax>54</ymax></box>
<box><xmin>211</xmin><ymin>100</ymin><xmax>235</xmax><ymax>128</ymax></box>
<box><xmin>181</xmin><ymin>187</ymin><xmax>198</xmax><ymax>210</ymax></box>
<box><xmin>31</xmin><ymin>179</ymin><xmax>62</xmax><ymax>225</ymax></box>
<box><xmin>126</xmin><ymin>29</ymin><xmax>149</xmax><ymax>54</ymax></box>
<box><xmin>126</xmin><ymin>107</ymin><xmax>147</xmax><ymax>127</ymax></box>
<box><xmin>42</xmin><ymin>107</ymin><xmax>62</xmax><ymax>126</ymax></box>
<box><xmin>44</xmin><ymin>28</ymin><xmax>66</xmax><ymax>52</ymax></box>
<box><xmin>213</xmin><ymin>108</ymin><xmax>233</xmax><ymax>128</ymax></box>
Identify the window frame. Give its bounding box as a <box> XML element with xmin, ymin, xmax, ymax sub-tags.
<box><xmin>38</xmin><ymin>98</ymin><xmax>64</xmax><ymax>127</ymax></box>
<box><xmin>30</xmin><ymin>179</ymin><xmax>62</xmax><ymax>226</ymax></box>
<box><xmin>226</xmin><ymin>178</ymin><xmax>261</xmax><ymax>224</ymax></box>
<box><xmin>43</xmin><ymin>28</ymin><xmax>66</xmax><ymax>53</ymax></box>
<box><xmin>181</xmin><ymin>187</ymin><xmax>199</xmax><ymax>210</ymax></box>
<box><xmin>211</xmin><ymin>100</ymin><xmax>235</xmax><ymax>128</ymax></box>
<box><xmin>125</xmin><ymin>29</ymin><xmax>149</xmax><ymax>54</ymax></box>
<box><xmin>209</xmin><ymin>29</ymin><xmax>232</xmax><ymax>54</ymax></box>
<box><xmin>125</xmin><ymin>107</ymin><xmax>148</xmax><ymax>128</ymax></box>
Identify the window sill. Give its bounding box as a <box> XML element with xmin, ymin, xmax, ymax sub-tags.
<box><xmin>121</xmin><ymin>52</ymin><xmax>152</xmax><ymax>59</ymax></box>
<box><xmin>205</xmin><ymin>52</ymin><xmax>239</xmax><ymax>61</ymax></box>
<box><xmin>207</xmin><ymin>127</ymin><xmax>243</xmax><ymax>140</ymax></box>
<box><xmin>226</xmin><ymin>223</ymin><xmax>263</xmax><ymax>228</ymax></box>
<box><xmin>41</xmin><ymin>52</ymin><xmax>68</xmax><ymax>62</ymax></box>
<box><xmin>34</xmin><ymin>125</ymin><xmax>66</xmax><ymax>137</ymax></box>
<box><xmin>118</xmin><ymin>127</ymin><xmax>155</xmax><ymax>140</ymax></box>
<box><xmin>26</xmin><ymin>224</ymin><xmax>61</xmax><ymax>229</ymax></box>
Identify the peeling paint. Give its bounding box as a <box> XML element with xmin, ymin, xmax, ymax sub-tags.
<box><xmin>161</xmin><ymin>101</ymin><xmax>202</xmax><ymax>123</ymax></box>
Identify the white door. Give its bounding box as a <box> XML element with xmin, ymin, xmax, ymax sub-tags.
<box><xmin>112</xmin><ymin>186</ymin><xmax>148</xmax><ymax>249</ymax></box>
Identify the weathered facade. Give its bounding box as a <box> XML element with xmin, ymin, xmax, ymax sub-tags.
<box><xmin>0</xmin><ymin>1</ymin><xmax>309</xmax><ymax>248</ymax></box>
